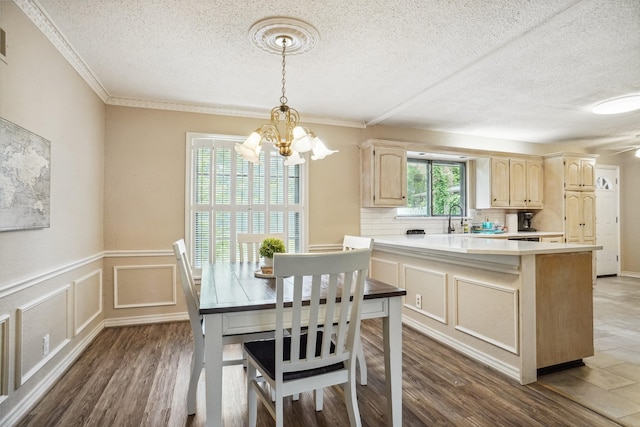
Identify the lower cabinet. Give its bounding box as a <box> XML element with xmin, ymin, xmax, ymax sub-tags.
<box><xmin>565</xmin><ymin>191</ymin><xmax>596</xmax><ymax>244</ymax></box>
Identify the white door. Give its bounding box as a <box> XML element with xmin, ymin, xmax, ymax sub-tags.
<box><xmin>595</xmin><ymin>166</ymin><xmax>620</xmax><ymax>276</ymax></box>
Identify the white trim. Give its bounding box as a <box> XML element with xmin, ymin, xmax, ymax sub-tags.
<box><xmin>15</xmin><ymin>1</ymin><xmax>365</xmax><ymax>129</ymax></box>
<box><xmin>402</xmin><ymin>316</ymin><xmax>520</xmax><ymax>383</ymax></box>
<box><xmin>104</xmin><ymin>312</ymin><xmax>189</xmax><ymax>328</ymax></box>
<box><xmin>0</xmin><ymin>315</ymin><xmax>10</xmax><ymax>404</ymax></box>
<box><xmin>308</xmin><ymin>244</ymin><xmax>342</xmax><ymax>252</ymax></box>
<box><xmin>73</xmin><ymin>269</ymin><xmax>103</xmax><ymax>336</ymax></box>
<box><xmin>16</xmin><ymin>285</ymin><xmax>72</xmax><ymax>387</ymax></box>
<box><xmin>621</xmin><ymin>271</ymin><xmax>640</xmax><ymax>279</ymax></box>
<box><xmin>0</xmin><ymin>252</ymin><xmax>103</xmax><ymax>297</ymax></box>
<box><xmin>452</xmin><ymin>276</ymin><xmax>519</xmax><ymax>355</ymax></box>
<box><xmin>113</xmin><ymin>264</ymin><xmax>177</xmax><ymax>309</ymax></box>
<box><xmin>595</xmin><ymin>164</ymin><xmax>621</xmax><ymax>277</ymax></box>
<box><xmin>14</xmin><ymin>0</ymin><xmax>109</xmax><ymax>101</ymax></box>
<box><xmin>103</xmin><ymin>249</ymin><xmax>173</xmax><ymax>258</ymax></box>
<box><xmin>0</xmin><ymin>321</ymin><xmax>104</xmax><ymax>427</ymax></box>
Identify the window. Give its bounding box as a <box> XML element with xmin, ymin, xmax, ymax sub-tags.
<box><xmin>398</xmin><ymin>159</ymin><xmax>466</xmax><ymax>217</ymax></box>
<box><xmin>186</xmin><ymin>133</ymin><xmax>305</xmax><ymax>273</ymax></box>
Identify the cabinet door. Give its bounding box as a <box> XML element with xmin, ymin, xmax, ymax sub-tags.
<box><xmin>564</xmin><ymin>158</ymin><xmax>582</xmax><ymax>191</ymax></box>
<box><xmin>581</xmin><ymin>192</ymin><xmax>596</xmax><ymax>243</ymax></box>
<box><xmin>580</xmin><ymin>160</ymin><xmax>596</xmax><ymax>191</ymax></box>
<box><xmin>509</xmin><ymin>159</ymin><xmax>527</xmax><ymax>207</ymax></box>
<box><xmin>526</xmin><ymin>160</ymin><xmax>544</xmax><ymax>208</ymax></box>
<box><xmin>564</xmin><ymin>191</ymin><xmax>582</xmax><ymax>243</ymax></box>
<box><xmin>491</xmin><ymin>158</ymin><xmax>510</xmax><ymax>207</ymax></box>
<box><xmin>374</xmin><ymin>147</ymin><xmax>407</xmax><ymax>206</ymax></box>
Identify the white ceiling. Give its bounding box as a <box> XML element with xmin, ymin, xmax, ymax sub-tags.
<box><xmin>20</xmin><ymin>0</ymin><xmax>640</xmax><ymax>148</ymax></box>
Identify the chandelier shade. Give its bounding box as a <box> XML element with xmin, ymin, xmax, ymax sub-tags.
<box><xmin>235</xmin><ymin>19</ymin><xmax>336</xmax><ymax>166</ymax></box>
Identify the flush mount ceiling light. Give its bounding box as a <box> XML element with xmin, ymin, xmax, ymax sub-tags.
<box><xmin>592</xmin><ymin>94</ymin><xmax>640</xmax><ymax>115</ymax></box>
<box><xmin>235</xmin><ymin>18</ymin><xmax>337</xmax><ymax>166</ymax></box>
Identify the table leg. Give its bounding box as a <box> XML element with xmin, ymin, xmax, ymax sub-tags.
<box><xmin>204</xmin><ymin>313</ymin><xmax>224</xmax><ymax>427</ymax></box>
<box><xmin>383</xmin><ymin>296</ymin><xmax>402</xmax><ymax>426</ymax></box>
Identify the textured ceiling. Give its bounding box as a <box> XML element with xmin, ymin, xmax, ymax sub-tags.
<box><xmin>20</xmin><ymin>0</ymin><xmax>640</xmax><ymax>148</ymax></box>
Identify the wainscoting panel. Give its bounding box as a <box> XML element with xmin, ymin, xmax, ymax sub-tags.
<box><xmin>370</xmin><ymin>257</ymin><xmax>399</xmax><ymax>287</ymax></box>
<box><xmin>73</xmin><ymin>269</ymin><xmax>103</xmax><ymax>336</ymax></box>
<box><xmin>113</xmin><ymin>264</ymin><xmax>176</xmax><ymax>309</ymax></box>
<box><xmin>453</xmin><ymin>277</ymin><xmax>519</xmax><ymax>354</ymax></box>
<box><xmin>16</xmin><ymin>286</ymin><xmax>72</xmax><ymax>387</ymax></box>
<box><xmin>0</xmin><ymin>315</ymin><xmax>9</xmax><ymax>404</ymax></box>
<box><xmin>402</xmin><ymin>265</ymin><xmax>448</xmax><ymax>324</ymax></box>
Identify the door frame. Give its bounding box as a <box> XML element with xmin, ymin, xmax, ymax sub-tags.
<box><xmin>595</xmin><ymin>164</ymin><xmax>620</xmax><ymax>276</ymax></box>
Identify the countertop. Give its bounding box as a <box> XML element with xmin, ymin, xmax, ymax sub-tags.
<box><xmin>464</xmin><ymin>231</ymin><xmax>563</xmax><ymax>238</ymax></box>
<box><xmin>369</xmin><ymin>234</ymin><xmax>602</xmax><ymax>256</ymax></box>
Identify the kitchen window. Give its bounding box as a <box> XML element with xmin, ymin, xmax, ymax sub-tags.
<box><xmin>397</xmin><ymin>158</ymin><xmax>466</xmax><ymax>217</ymax></box>
<box><xmin>186</xmin><ymin>133</ymin><xmax>304</xmax><ymax>273</ymax></box>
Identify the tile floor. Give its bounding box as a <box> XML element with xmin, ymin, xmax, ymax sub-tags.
<box><xmin>538</xmin><ymin>275</ymin><xmax>640</xmax><ymax>426</ymax></box>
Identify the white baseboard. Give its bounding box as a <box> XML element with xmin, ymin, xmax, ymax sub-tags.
<box><xmin>104</xmin><ymin>312</ymin><xmax>189</xmax><ymax>328</ymax></box>
<box><xmin>621</xmin><ymin>271</ymin><xmax>640</xmax><ymax>279</ymax></box>
<box><xmin>402</xmin><ymin>315</ymin><xmax>521</xmax><ymax>383</ymax></box>
<box><xmin>0</xmin><ymin>320</ymin><xmax>105</xmax><ymax>427</ymax></box>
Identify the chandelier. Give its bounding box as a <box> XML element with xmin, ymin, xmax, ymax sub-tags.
<box><xmin>235</xmin><ymin>19</ymin><xmax>337</xmax><ymax>166</ymax></box>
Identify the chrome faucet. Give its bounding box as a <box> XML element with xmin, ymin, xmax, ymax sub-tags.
<box><xmin>447</xmin><ymin>204</ymin><xmax>464</xmax><ymax>234</ymax></box>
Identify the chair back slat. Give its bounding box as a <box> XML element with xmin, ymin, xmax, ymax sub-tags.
<box><xmin>273</xmin><ymin>249</ymin><xmax>370</xmax><ymax>375</ymax></box>
<box><xmin>238</xmin><ymin>233</ymin><xmax>286</xmax><ymax>262</ymax></box>
<box><xmin>173</xmin><ymin>239</ymin><xmax>202</xmax><ymax>337</ymax></box>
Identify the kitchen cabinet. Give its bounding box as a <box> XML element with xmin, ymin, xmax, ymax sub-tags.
<box><xmin>535</xmin><ymin>153</ymin><xmax>598</xmax><ymax>244</ymax></box>
<box><xmin>564</xmin><ymin>157</ymin><xmax>596</xmax><ymax>191</ymax></box>
<box><xmin>565</xmin><ymin>191</ymin><xmax>596</xmax><ymax>244</ymax></box>
<box><xmin>475</xmin><ymin>156</ymin><xmax>543</xmax><ymax>209</ymax></box>
<box><xmin>509</xmin><ymin>158</ymin><xmax>543</xmax><ymax>208</ymax></box>
<box><xmin>360</xmin><ymin>142</ymin><xmax>407</xmax><ymax>207</ymax></box>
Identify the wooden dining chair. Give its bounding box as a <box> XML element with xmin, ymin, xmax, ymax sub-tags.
<box><xmin>343</xmin><ymin>235</ymin><xmax>374</xmax><ymax>386</ymax></box>
<box><xmin>173</xmin><ymin>239</ymin><xmax>271</xmax><ymax>415</ymax></box>
<box><xmin>238</xmin><ymin>233</ymin><xmax>286</xmax><ymax>262</ymax></box>
<box><xmin>244</xmin><ymin>249</ymin><xmax>371</xmax><ymax>427</ymax></box>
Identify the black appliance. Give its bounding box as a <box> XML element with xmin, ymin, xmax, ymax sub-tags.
<box><xmin>518</xmin><ymin>212</ymin><xmax>536</xmax><ymax>232</ymax></box>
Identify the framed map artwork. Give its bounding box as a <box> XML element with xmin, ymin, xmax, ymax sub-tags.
<box><xmin>0</xmin><ymin>117</ymin><xmax>51</xmax><ymax>231</ymax></box>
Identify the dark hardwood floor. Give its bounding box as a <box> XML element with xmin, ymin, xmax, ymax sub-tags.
<box><xmin>17</xmin><ymin>320</ymin><xmax>620</xmax><ymax>426</ymax></box>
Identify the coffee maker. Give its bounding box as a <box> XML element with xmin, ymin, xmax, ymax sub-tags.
<box><xmin>518</xmin><ymin>212</ymin><xmax>536</xmax><ymax>232</ymax></box>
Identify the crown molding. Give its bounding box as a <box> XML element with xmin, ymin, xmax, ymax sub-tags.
<box><xmin>16</xmin><ymin>1</ymin><xmax>366</xmax><ymax>129</ymax></box>
<box><xmin>106</xmin><ymin>96</ymin><xmax>367</xmax><ymax>128</ymax></box>
<box><xmin>16</xmin><ymin>0</ymin><xmax>110</xmax><ymax>102</ymax></box>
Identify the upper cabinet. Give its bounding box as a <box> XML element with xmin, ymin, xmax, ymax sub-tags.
<box><xmin>564</xmin><ymin>157</ymin><xmax>596</xmax><ymax>191</ymax></box>
<box><xmin>534</xmin><ymin>153</ymin><xmax>598</xmax><ymax>243</ymax></box>
<box><xmin>475</xmin><ymin>156</ymin><xmax>543</xmax><ymax>209</ymax></box>
<box><xmin>360</xmin><ymin>142</ymin><xmax>407</xmax><ymax>207</ymax></box>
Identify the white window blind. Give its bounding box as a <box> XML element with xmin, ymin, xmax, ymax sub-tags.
<box><xmin>186</xmin><ymin>133</ymin><xmax>305</xmax><ymax>274</ymax></box>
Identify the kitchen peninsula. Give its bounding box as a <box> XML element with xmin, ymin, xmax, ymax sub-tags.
<box><xmin>367</xmin><ymin>234</ymin><xmax>602</xmax><ymax>385</ymax></box>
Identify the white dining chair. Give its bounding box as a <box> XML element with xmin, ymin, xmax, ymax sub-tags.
<box><xmin>238</xmin><ymin>233</ymin><xmax>286</xmax><ymax>262</ymax></box>
<box><xmin>244</xmin><ymin>249</ymin><xmax>371</xmax><ymax>427</ymax></box>
<box><xmin>173</xmin><ymin>239</ymin><xmax>272</xmax><ymax>415</ymax></box>
<box><xmin>343</xmin><ymin>235</ymin><xmax>374</xmax><ymax>386</ymax></box>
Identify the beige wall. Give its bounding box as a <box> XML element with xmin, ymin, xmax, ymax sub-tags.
<box><xmin>1</xmin><ymin>0</ymin><xmax>638</xmax><ymax>422</ymax></box>
<box><xmin>596</xmin><ymin>151</ymin><xmax>640</xmax><ymax>274</ymax></box>
<box><xmin>0</xmin><ymin>3</ymin><xmax>105</xmax><ymax>423</ymax></box>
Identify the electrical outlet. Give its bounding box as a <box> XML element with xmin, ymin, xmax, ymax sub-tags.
<box><xmin>415</xmin><ymin>294</ymin><xmax>422</xmax><ymax>309</ymax></box>
<box><xmin>42</xmin><ymin>334</ymin><xmax>50</xmax><ymax>357</ymax></box>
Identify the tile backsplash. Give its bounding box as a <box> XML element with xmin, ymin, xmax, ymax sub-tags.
<box><xmin>360</xmin><ymin>208</ymin><xmax>508</xmax><ymax>236</ymax></box>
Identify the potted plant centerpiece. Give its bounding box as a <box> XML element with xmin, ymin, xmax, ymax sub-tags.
<box><xmin>259</xmin><ymin>237</ymin><xmax>286</xmax><ymax>274</ymax></box>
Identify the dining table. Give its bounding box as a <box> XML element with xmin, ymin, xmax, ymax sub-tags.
<box><xmin>199</xmin><ymin>261</ymin><xmax>406</xmax><ymax>426</ymax></box>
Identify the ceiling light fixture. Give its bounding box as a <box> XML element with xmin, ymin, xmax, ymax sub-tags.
<box><xmin>235</xmin><ymin>18</ymin><xmax>336</xmax><ymax>166</ymax></box>
<box><xmin>592</xmin><ymin>95</ymin><xmax>640</xmax><ymax>115</ymax></box>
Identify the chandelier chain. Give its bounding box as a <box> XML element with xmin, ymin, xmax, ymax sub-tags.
<box><xmin>280</xmin><ymin>38</ymin><xmax>288</xmax><ymax>106</ymax></box>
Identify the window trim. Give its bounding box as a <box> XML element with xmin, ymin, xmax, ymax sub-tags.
<box><xmin>184</xmin><ymin>132</ymin><xmax>310</xmax><ymax>276</ymax></box>
<box><xmin>399</xmin><ymin>158</ymin><xmax>467</xmax><ymax>217</ymax></box>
